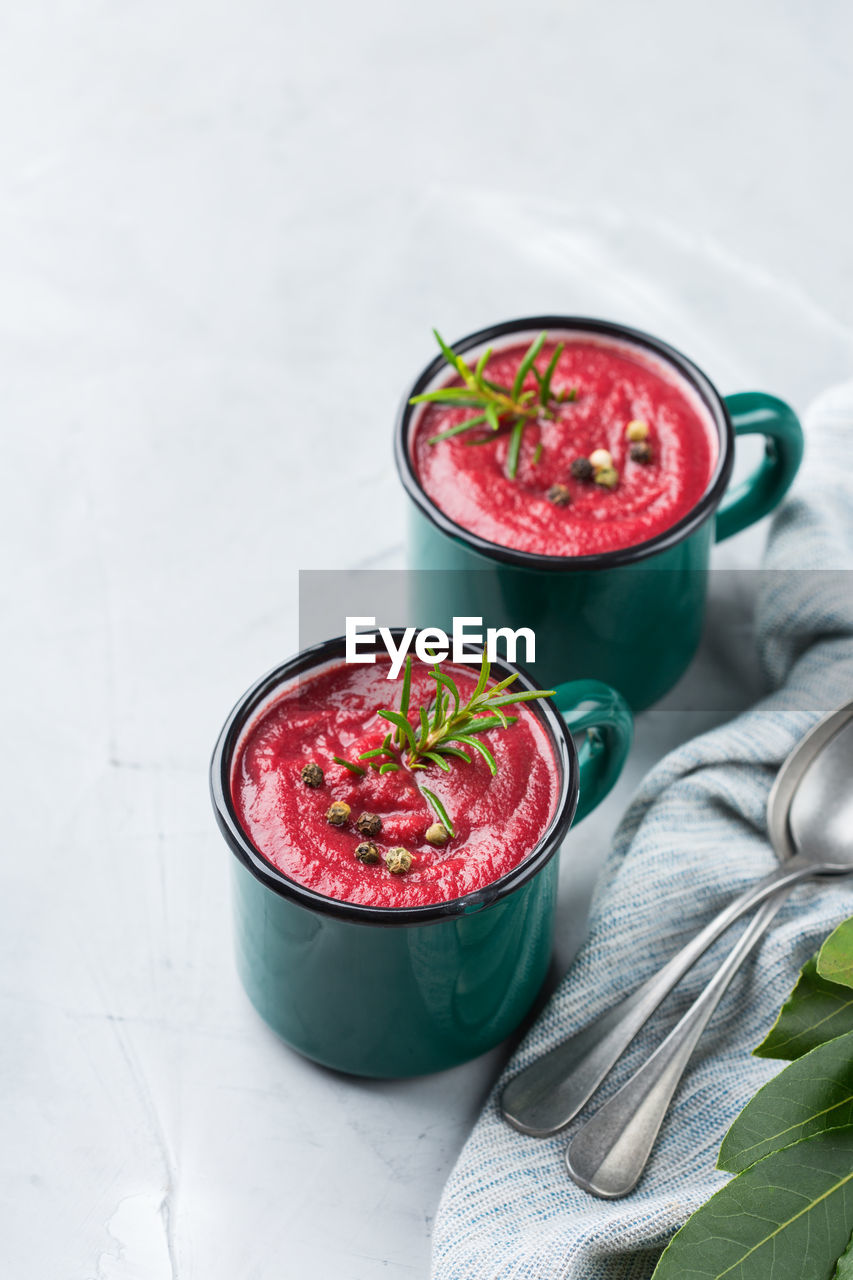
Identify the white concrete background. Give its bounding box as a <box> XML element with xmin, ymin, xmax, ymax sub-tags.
<box><xmin>3</xmin><ymin>2</ymin><xmax>853</xmax><ymax>1277</ymax></box>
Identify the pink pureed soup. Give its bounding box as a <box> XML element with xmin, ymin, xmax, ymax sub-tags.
<box><xmin>232</xmin><ymin>657</ymin><xmax>560</xmax><ymax>909</ymax></box>
<box><xmin>411</xmin><ymin>334</ymin><xmax>719</xmax><ymax>557</ymax></box>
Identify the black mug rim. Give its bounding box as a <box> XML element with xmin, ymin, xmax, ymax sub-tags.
<box><xmin>394</xmin><ymin>314</ymin><xmax>736</xmax><ymax>571</ymax></box>
<box><xmin>210</xmin><ymin>631</ymin><xmax>578</xmax><ymax>927</ymax></box>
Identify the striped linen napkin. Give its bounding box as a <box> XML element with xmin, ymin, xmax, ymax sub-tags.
<box><xmin>431</xmin><ymin>381</ymin><xmax>853</xmax><ymax>1280</ymax></box>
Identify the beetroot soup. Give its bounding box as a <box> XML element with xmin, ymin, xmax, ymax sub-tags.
<box><xmin>232</xmin><ymin>657</ymin><xmax>560</xmax><ymax>909</ymax></box>
<box><xmin>411</xmin><ymin>333</ymin><xmax>719</xmax><ymax>557</ymax></box>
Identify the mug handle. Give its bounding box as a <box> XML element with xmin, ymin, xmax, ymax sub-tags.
<box><xmin>715</xmin><ymin>392</ymin><xmax>804</xmax><ymax>543</ymax></box>
<box><xmin>552</xmin><ymin>680</ymin><xmax>633</xmax><ymax>823</ymax></box>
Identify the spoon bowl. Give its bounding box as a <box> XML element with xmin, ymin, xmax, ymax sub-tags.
<box><xmin>788</xmin><ymin>716</ymin><xmax>853</xmax><ymax>867</ymax></box>
<box><xmin>767</xmin><ymin>702</ymin><xmax>853</xmax><ymax>865</ymax></box>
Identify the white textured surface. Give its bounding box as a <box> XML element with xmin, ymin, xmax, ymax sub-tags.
<box><xmin>2</xmin><ymin>3</ymin><xmax>852</xmax><ymax>1278</ymax></box>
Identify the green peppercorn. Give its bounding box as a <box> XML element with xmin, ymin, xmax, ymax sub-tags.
<box><xmin>326</xmin><ymin>800</ymin><xmax>351</xmax><ymax>827</ymax></box>
<box><xmin>300</xmin><ymin>761</ymin><xmax>324</xmax><ymax>788</ymax></box>
<box><xmin>629</xmin><ymin>441</ymin><xmax>654</xmax><ymax>464</ymax></box>
<box><xmin>594</xmin><ymin>465</ymin><xmax>620</xmax><ymax>490</ymax></box>
<box><xmin>625</xmin><ymin>419</ymin><xmax>649</xmax><ymax>442</ymax></box>
<box><xmin>425</xmin><ymin>822</ymin><xmax>449</xmax><ymax>846</ymax></box>
<box><xmin>356</xmin><ymin>812</ymin><xmax>382</xmax><ymax>837</ymax></box>
<box><xmin>571</xmin><ymin>456</ymin><xmax>594</xmax><ymax>481</ymax></box>
<box><xmin>355</xmin><ymin>841</ymin><xmax>379</xmax><ymax>864</ymax></box>
<box><xmin>547</xmin><ymin>483</ymin><xmax>571</xmax><ymax>507</ymax></box>
<box><xmin>385</xmin><ymin>847</ymin><xmax>414</xmax><ymax>875</ymax></box>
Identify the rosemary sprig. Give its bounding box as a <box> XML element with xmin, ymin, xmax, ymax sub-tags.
<box><xmin>331</xmin><ymin>654</ymin><xmax>554</xmax><ymax>835</ymax></box>
<box><xmin>360</xmin><ymin>653</ymin><xmax>553</xmax><ymax>774</ymax></box>
<box><xmin>409</xmin><ymin>329</ymin><xmax>577</xmax><ymax>479</ymax></box>
<box><xmin>421</xmin><ymin>787</ymin><xmax>455</xmax><ymax>837</ymax></box>
<box><xmin>333</xmin><ymin>755</ymin><xmax>366</xmax><ymax>776</ymax></box>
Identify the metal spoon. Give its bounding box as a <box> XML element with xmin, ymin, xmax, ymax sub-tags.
<box><xmin>565</xmin><ymin>703</ymin><xmax>853</xmax><ymax>1197</ymax></box>
<box><xmin>502</xmin><ymin>699</ymin><xmax>853</xmax><ymax>1140</ymax></box>
<box><xmin>564</xmin><ymin>894</ymin><xmax>786</xmax><ymax>1197</ymax></box>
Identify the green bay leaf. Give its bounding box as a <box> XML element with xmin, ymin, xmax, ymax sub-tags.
<box><xmin>719</xmin><ymin>1030</ymin><xmax>853</xmax><ymax>1173</ymax></box>
<box><xmin>834</xmin><ymin>1230</ymin><xmax>853</xmax><ymax>1279</ymax></box>
<box><xmin>652</xmin><ymin>1127</ymin><xmax>853</xmax><ymax>1280</ymax></box>
<box><xmin>820</xmin><ymin>918</ymin><xmax>853</xmax><ymax>991</ymax></box>
<box><xmin>754</xmin><ymin>956</ymin><xmax>853</xmax><ymax>1061</ymax></box>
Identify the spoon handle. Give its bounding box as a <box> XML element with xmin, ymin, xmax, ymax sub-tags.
<box><xmin>565</xmin><ymin>890</ymin><xmax>788</xmax><ymax>1198</ymax></box>
<box><xmin>501</xmin><ymin>856</ymin><xmax>816</xmax><ymax>1136</ymax></box>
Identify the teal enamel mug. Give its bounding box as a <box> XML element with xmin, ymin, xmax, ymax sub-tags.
<box><xmin>210</xmin><ymin>633</ymin><xmax>633</xmax><ymax>1077</ymax></box>
<box><xmin>395</xmin><ymin>316</ymin><xmax>804</xmax><ymax>709</ymax></box>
